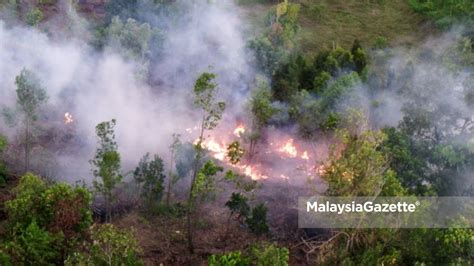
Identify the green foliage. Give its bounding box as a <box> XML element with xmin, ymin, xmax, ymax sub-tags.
<box><xmin>287</xmin><ymin>72</ymin><xmax>361</xmax><ymax>137</ymax></box>
<box><xmin>134</xmin><ymin>153</ymin><xmax>166</xmax><ymax>208</ymax></box>
<box><xmin>208</xmin><ymin>251</ymin><xmax>250</xmax><ymax>266</ymax></box>
<box><xmin>3</xmin><ymin>173</ymin><xmax>92</xmax><ymax>264</ymax></box>
<box><xmin>373</xmin><ymin>36</ymin><xmax>389</xmax><ymax>49</ymax></box>
<box><xmin>247</xmin><ymin>0</ymin><xmax>301</xmax><ymax>75</ymax></box>
<box><xmin>224</xmin><ymin>170</ymin><xmax>259</xmax><ymax>193</ymax></box>
<box><xmin>65</xmin><ymin>224</ymin><xmax>143</xmax><ymax>266</ymax></box>
<box><xmin>323</xmin><ymin>130</ymin><xmax>402</xmax><ymax>196</ymax></box>
<box><xmin>3</xmin><ymin>220</ymin><xmax>58</xmax><ymax>265</ymax></box>
<box><xmin>248</xmin><ymin>37</ymin><xmax>286</xmax><ymax>75</ymax></box>
<box><xmin>227</xmin><ymin>141</ymin><xmax>245</xmax><ymax>165</ymax></box>
<box><xmin>4</xmin><ymin>68</ymin><xmax>48</xmax><ymax>172</ymax></box>
<box><xmin>271</xmin><ymin>0</ymin><xmax>301</xmax><ymax>49</ymax></box>
<box><xmin>308</xmin><ymin>3</ymin><xmax>327</xmax><ymax>21</ymax></box>
<box><xmin>91</xmin><ymin>119</ymin><xmax>122</xmax><ymax>223</ymax></box>
<box><xmin>192</xmin><ymin>160</ymin><xmax>223</xmax><ymax>202</ymax></box>
<box><xmin>245</xmin><ymin>203</ymin><xmax>269</xmax><ymax>236</ymax></box>
<box><xmin>250</xmin><ymin>243</ymin><xmax>289</xmax><ymax>266</ymax></box>
<box><xmin>351</xmin><ymin>40</ymin><xmax>368</xmax><ymax>74</ymax></box>
<box><xmin>25</xmin><ymin>7</ymin><xmax>43</xmax><ymax>26</ymax></box>
<box><xmin>108</xmin><ymin>16</ymin><xmax>161</xmax><ymax>60</ymax></box>
<box><xmin>381</xmin><ymin>127</ymin><xmax>430</xmax><ymax>195</ymax></box>
<box><xmin>313</xmin><ymin>71</ymin><xmax>331</xmax><ymax>94</ymax></box>
<box><xmin>271</xmin><ymin>44</ymin><xmax>366</xmax><ymax>103</ymax></box>
<box><xmin>249</xmin><ymin>78</ymin><xmax>277</xmax><ymax>129</ymax></box>
<box><xmin>208</xmin><ymin>243</ymin><xmax>289</xmax><ymax>266</ymax></box>
<box><xmin>194</xmin><ymin>72</ymin><xmax>226</xmax><ymax>131</ymax></box>
<box><xmin>15</xmin><ymin>70</ymin><xmax>48</xmax><ymax>114</ymax></box>
<box><xmin>225</xmin><ymin>192</ymin><xmax>250</xmax><ymax>220</ymax></box>
<box><xmin>408</xmin><ymin>0</ymin><xmax>474</xmax><ymax>29</ymax></box>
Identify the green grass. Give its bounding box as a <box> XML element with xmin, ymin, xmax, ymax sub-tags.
<box><xmin>241</xmin><ymin>0</ymin><xmax>432</xmax><ymax>54</ymax></box>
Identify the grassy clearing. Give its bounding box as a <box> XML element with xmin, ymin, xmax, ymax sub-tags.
<box><xmin>240</xmin><ymin>0</ymin><xmax>432</xmax><ymax>54</ymax></box>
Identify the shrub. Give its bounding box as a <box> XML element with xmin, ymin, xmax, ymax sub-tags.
<box><xmin>25</xmin><ymin>8</ymin><xmax>43</xmax><ymax>26</ymax></box>
<box><xmin>134</xmin><ymin>153</ymin><xmax>166</xmax><ymax>210</ymax></box>
<box><xmin>3</xmin><ymin>174</ymin><xmax>92</xmax><ymax>263</ymax></box>
<box><xmin>250</xmin><ymin>243</ymin><xmax>289</xmax><ymax>266</ymax></box>
<box><xmin>208</xmin><ymin>243</ymin><xmax>289</xmax><ymax>266</ymax></box>
<box><xmin>208</xmin><ymin>251</ymin><xmax>250</xmax><ymax>266</ymax></box>
<box><xmin>3</xmin><ymin>220</ymin><xmax>58</xmax><ymax>265</ymax></box>
<box><xmin>66</xmin><ymin>224</ymin><xmax>143</xmax><ymax>266</ymax></box>
<box><xmin>245</xmin><ymin>203</ymin><xmax>269</xmax><ymax>236</ymax></box>
<box><xmin>225</xmin><ymin>192</ymin><xmax>250</xmax><ymax>220</ymax></box>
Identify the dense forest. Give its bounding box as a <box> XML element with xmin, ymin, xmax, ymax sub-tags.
<box><xmin>0</xmin><ymin>0</ymin><xmax>473</xmax><ymax>265</ymax></box>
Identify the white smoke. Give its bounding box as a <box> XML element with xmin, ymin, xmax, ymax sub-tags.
<box><xmin>0</xmin><ymin>0</ymin><xmax>253</xmax><ymax>181</ymax></box>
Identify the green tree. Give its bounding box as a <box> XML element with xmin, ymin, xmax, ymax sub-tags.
<box><xmin>107</xmin><ymin>16</ymin><xmax>154</xmax><ymax>60</ymax></box>
<box><xmin>351</xmin><ymin>40</ymin><xmax>368</xmax><ymax>74</ymax></box>
<box><xmin>91</xmin><ymin>119</ymin><xmax>122</xmax><ymax>223</ymax></box>
<box><xmin>5</xmin><ymin>69</ymin><xmax>48</xmax><ymax>173</ymax></box>
<box><xmin>248</xmin><ymin>78</ymin><xmax>277</xmax><ymax>158</ymax></box>
<box><xmin>133</xmin><ymin>153</ymin><xmax>166</xmax><ymax>210</ymax></box>
<box><xmin>187</xmin><ymin>72</ymin><xmax>225</xmax><ymax>253</ymax></box>
<box><xmin>245</xmin><ymin>203</ymin><xmax>269</xmax><ymax>236</ymax></box>
<box><xmin>323</xmin><ymin>130</ymin><xmax>398</xmax><ymax>196</ymax></box>
<box><xmin>225</xmin><ymin>192</ymin><xmax>250</xmax><ymax>222</ymax></box>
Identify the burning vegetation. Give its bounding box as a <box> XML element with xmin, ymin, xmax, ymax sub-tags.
<box><xmin>0</xmin><ymin>0</ymin><xmax>473</xmax><ymax>265</ymax></box>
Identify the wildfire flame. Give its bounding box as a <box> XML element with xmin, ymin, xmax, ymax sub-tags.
<box><xmin>301</xmin><ymin>151</ymin><xmax>309</xmax><ymax>160</ymax></box>
<box><xmin>189</xmin><ymin>124</ymin><xmax>319</xmax><ymax>181</ymax></box>
<box><xmin>278</xmin><ymin>139</ymin><xmax>297</xmax><ymax>158</ymax></box>
<box><xmin>64</xmin><ymin>112</ymin><xmax>73</xmax><ymax>124</ymax></box>
<box><xmin>233</xmin><ymin>124</ymin><xmax>246</xmax><ymax>137</ymax></box>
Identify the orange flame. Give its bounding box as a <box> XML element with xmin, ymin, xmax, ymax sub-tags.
<box><xmin>301</xmin><ymin>151</ymin><xmax>309</xmax><ymax>160</ymax></box>
<box><xmin>278</xmin><ymin>139</ymin><xmax>297</xmax><ymax>158</ymax></box>
<box><xmin>64</xmin><ymin>112</ymin><xmax>73</xmax><ymax>124</ymax></box>
<box><xmin>233</xmin><ymin>125</ymin><xmax>246</xmax><ymax>137</ymax></box>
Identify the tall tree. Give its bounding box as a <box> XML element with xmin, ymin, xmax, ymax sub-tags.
<box><xmin>248</xmin><ymin>78</ymin><xmax>277</xmax><ymax>158</ymax></box>
<box><xmin>8</xmin><ymin>69</ymin><xmax>48</xmax><ymax>173</ymax></box>
<box><xmin>90</xmin><ymin>119</ymin><xmax>122</xmax><ymax>223</ymax></box>
<box><xmin>187</xmin><ymin>72</ymin><xmax>225</xmax><ymax>253</ymax></box>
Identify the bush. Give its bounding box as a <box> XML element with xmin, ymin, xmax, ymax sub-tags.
<box><xmin>225</xmin><ymin>192</ymin><xmax>250</xmax><ymax>220</ymax></box>
<box><xmin>25</xmin><ymin>8</ymin><xmax>43</xmax><ymax>26</ymax></box>
<box><xmin>245</xmin><ymin>203</ymin><xmax>269</xmax><ymax>236</ymax></box>
<box><xmin>134</xmin><ymin>153</ymin><xmax>166</xmax><ymax>210</ymax></box>
<box><xmin>408</xmin><ymin>0</ymin><xmax>474</xmax><ymax>29</ymax></box>
<box><xmin>208</xmin><ymin>243</ymin><xmax>289</xmax><ymax>266</ymax></box>
<box><xmin>208</xmin><ymin>251</ymin><xmax>250</xmax><ymax>266</ymax></box>
<box><xmin>250</xmin><ymin>243</ymin><xmax>289</xmax><ymax>266</ymax></box>
<box><xmin>3</xmin><ymin>174</ymin><xmax>92</xmax><ymax>264</ymax></box>
<box><xmin>66</xmin><ymin>224</ymin><xmax>143</xmax><ymax>266</ymax></box>
<box><xmin>3</xmin><ymin>220</ymin><xmax>58</xmax><ymax>265</ymax></box>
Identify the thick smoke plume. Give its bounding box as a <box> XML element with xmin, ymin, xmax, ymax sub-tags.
<box><xmin>0</xmin><ymin>0</ymin><xmax>253</xmax><ymax>181</ymax></box>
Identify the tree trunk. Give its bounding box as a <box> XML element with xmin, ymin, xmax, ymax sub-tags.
<box><xmin>24</xmin><ymin>120</ymin><xmax>29</xmax><ymax>173</ymax></box>
<box><xmin>166</xmin><ymin>153</ymin><xmax>174</xmax><ymax>206</ymax></box>
<box><xmin>186</xmin><ymin>116</ymin><xmax>205</xmax><ymax>254</ymax></box>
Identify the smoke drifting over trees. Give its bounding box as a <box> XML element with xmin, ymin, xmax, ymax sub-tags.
<box><xmin>0</xmin><ymin>0</ymin><xmax>473</xmax><ymax>264</ymax></box>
